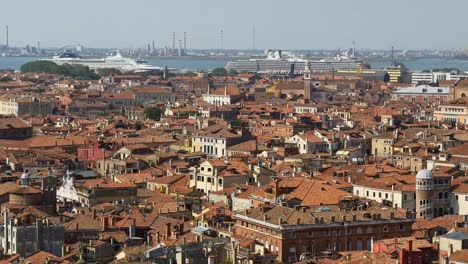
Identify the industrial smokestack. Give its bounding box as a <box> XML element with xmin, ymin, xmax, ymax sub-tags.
<box><xmin>178</xmin><ymin>40</ymin><xmax>182</xmax><ymax>56</ymax></box>
<box><xmin>172</xmin><ymin>32</ymin><xmax>176</xmax><ymax>54</ymax></box>
<box><xmin>183</xmin><ymin>32</ymin><xmax>187</xmax><ymax>51</ymax></box>
<box><xmin>6</xmin><ymin>25</ymin><xmax>8</xmax><ymax>47</ymax></box>
<box><xmin>253</xmin><ymin>25</ymin><xmax>256</xmax><ymax>51</ymax></box>
<box><xmin>220</xmin><ymin>29</ymin><xmax>224</xmax><ymax>51</ymax></box>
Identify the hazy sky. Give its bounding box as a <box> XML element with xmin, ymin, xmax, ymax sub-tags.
<box><xmin>1</xmin><ymin>0</ymin><xmax>467</xmax><ymax>50</ymax></box>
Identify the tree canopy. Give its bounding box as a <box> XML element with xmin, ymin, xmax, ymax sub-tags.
<box><xmin>210</xmin><ymin>68</ymin><xmax>229</xmax><ymax>76</ymax></box>
<box><xmin>144</xmin><ymin>107</ymin><xmax>162</xmax><ymax>121</ymax></box>
<box><xmin>0</xmin><ymin>76</ymin><xmax>13</xmax><ymax>82</ymax></box>
<box><xmin>20</xmin><ymin>61</ymin><xmax>99</xmax><ymax>80</ymax></box>
<box><xmin>97</xmin><ymin>68</ymin><xmax>122</xmax><ymax>76</ymax></box>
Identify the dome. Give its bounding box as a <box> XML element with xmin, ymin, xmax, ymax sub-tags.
<box><xmin>416</xmin><ymin>169</ymin><xmax>433</xmax><ymax>180</ymax></box>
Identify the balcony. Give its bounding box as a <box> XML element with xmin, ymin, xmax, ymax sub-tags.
<box><xmin>416</xmin><ymin>185</ymin><xmax>434</xmax><ymax>191</ymax></box>
<box><xmin>433</xmin><ymin>199</ymin><xmax>450</xmax><ymax>205</ymax></box>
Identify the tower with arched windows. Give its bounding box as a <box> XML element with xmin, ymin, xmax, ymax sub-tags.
<box><xmin>415</xmin><ymin>169</ymin><xmax>434</xmax><ymax>219</ymax></box>
<box><xmin>304</xmin><ymin>60</ymin><xmax>312</xmax><ymax>101</ymax></box>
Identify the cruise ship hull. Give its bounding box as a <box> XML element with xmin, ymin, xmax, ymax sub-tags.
<box><xmin>49</xmin><ymin>58</ymin><xmax>161</xmax><ymax>73</ymax></box>
<box><xmin>226</xmin><ymin>59</ymin><xmax>362</xmax><ymax>74</ymax></box>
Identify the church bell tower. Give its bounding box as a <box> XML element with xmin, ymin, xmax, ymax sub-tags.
<box><xmin>304</xmin><ymin>60</ymin><xmax>312</xmax><ymax>101</ymax></box>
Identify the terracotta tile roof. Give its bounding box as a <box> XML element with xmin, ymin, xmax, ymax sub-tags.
<box><xmin>0</xmin><ymin>182</ymin><xmax>21</xmax><ymax>196</ymax></box>
<box><xmin>286</xmin><ymin>178</ymin><xmax>353</xmax><ymax>206</ymax></box>
<box><xmin>22</xmin><ymin>251</ymin><xmax>70</xmax><ymax>264</ymax></box>
<box><xmin>452</xmin><ymin>177</ymin><xmax>468</xmax><ymax>194</ymax></box>
<box><xmin>0</xmin><ymin>117</ymin><xmax>31</xmax><ymax>129</ymax></box>
<box><xmin>132</xmin><ymin>86</ymin><xmax>171</xmax><ymax>94</ymax></box>
<box><xmin>115</xmin><ymin>172</ymin><xmax>153</xmax><ymax>184</ymax></box>
<box><xmin>449</xmin><ymin>249</ymin><xmax>468</xmax><ymax>263</ymax></box>
<box><xmin>63</xmin><ymin>214</ymin><xmax>103</xmax><ymax>231</ymax></box>
<box><xmin>210</xmin><ymin>85</ymin><xmax>241</xmax><ymax>96</ymax></box>
<box><xmin>11</xmin><ymin>186</ymin><xmax>42</xmax><ymax>194</ymax></box>
<box><xmin>75</xmin><ymin>179</ymin><xmax>136</xmax><ymax>189</ymax></box>
<box><xmin>115</xmin><ymin>206</ymin><xmax>158</xmax><ymax>228</ymax></box>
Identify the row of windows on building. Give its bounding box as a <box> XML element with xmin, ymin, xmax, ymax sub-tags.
<box><xmin>202</xmin><ymin>145</ymin><xmax>225</xmax><ymax>156</ymax></box>
<box><xmin>194</xmin><ymin>175</ymin><xmax>223</xmax><ymax>185</ymax></box>
<box><xmin>356</xmin><ymin>189</ymin><xmax>413</xmax><ymax>201</ymax></box>
<box><xmin>438</xmin><ymin>107</ymin><xmax>465</xmax><ymax>112</ymax></box>
<box><xmin>239</xmin><ymin>221</ymin><xmax>405</xmax><ymax>237</ymax></box>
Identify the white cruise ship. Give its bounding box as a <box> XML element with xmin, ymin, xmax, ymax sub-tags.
<box><xmin>46</xmin><ymin>51</ymin><xmax>162</xmax><ymax>73</ymax></box>
<box><xmin>226</xmin><ymin>49</ymin><xmax>362</xmax><ymax>74</ymax></box>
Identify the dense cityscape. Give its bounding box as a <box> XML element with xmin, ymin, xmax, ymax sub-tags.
<box><xmin>1</xmin><ymin>1</ymin><xmax>468</xmax><ymax>264</ymax></box>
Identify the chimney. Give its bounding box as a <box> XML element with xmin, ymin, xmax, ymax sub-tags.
<box><xmin>274</xmin><ymin>178</ymin><xmax>280</xmax><ymax>198</ymax></box>
<box><xmin>406</xmin><ymin>240</ymin><xmax>413</xmax><ymax>253</ymax></box>
<box><xmin>179</xmin><ymin>223</ymin><xmax>184</xmax><ymax>235</ymax></box>
<box><xmin>263</xmin><ymin>215</ymin><xmax>268</xmax><ymax>221</ymax></box>
<box><xmin>352</xmin><ymin>214</ymin><xmax>357</xmax><ymax>222</ymax></box>
<box><xmin>165</xmin><ymin>222</ymin><xmax>171</xmax><ymax>238</ymax></box>
<box><xmin>342</xmin><ymin>215</ymin><xmax>346</xmax><ymax>222</ymax></box>
<box><xmin>390</xmin><ymin>212</ymin><xmax>395</xmax><ymax>219</ymax></box>
<box><xmin>278</xmin><ymin>217</ymin><xmax>282</xmax><ymax>225</ymax></box>
<box><xmin>102</xmin><ymin>216</ymin><xmax>109</xmax><ymax>231</ymax></box>
<box><xmin>296</xmin><ymin>218</ymin><xmax>301</xmax><ymax>225</ymax></box>
<box><xmin>91</xmin><ymin>209</ymin><xmax>96</xmax><ymax>219</ymax></box>
<box><xmin>331</xmin><ymin>216</ymin><xmax>335</xmax><ymax>222</ymax></box>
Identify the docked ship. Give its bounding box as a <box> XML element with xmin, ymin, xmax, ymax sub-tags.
<box><xmin>45</xmin><ymin>48</ymin><xmax>161</xmax><ymax>73</ymax></box>
<box><xmin>225</xmin><ymin>49</ymin><xmax>363</xmax><ymax>74</ymax></box>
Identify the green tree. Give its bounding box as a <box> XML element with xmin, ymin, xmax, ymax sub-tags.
<box><xmin>20</xmin><ymin>61</ymin><xmax>99</xmax><ymax>80</ymax></box>
<box><xmin>20</xmin><ymin>60</ymin><xmax>59</xmax><ymax>73</ymax></box>
<box><xmin>97</xmin><ymin>68</ymin><xmax>123</xmax><ymax>76</ymax></box>
<box><xmin>183</xmin><ymin>71</ymin><xmax>197</xmax><ymax>76</ymax></box>
<box><xmin>144</xmin><ymin>107</ymin><xmax>162</xmax><ymax>121</ymax></box>
<box><xmin>230</xmin><ymin>118</ymin><xmax>247</xmax><ymax>128</ymax></box>
<box><xmin>228</xmin><ymin>69</ymin><xmax>238</xmax><ymax>76</ymax></box>
<box><xmin>211</xmin><ymin>67</ymin><xmax>228</xmax><ymax>76</ymax></box>
<box><xmin>0</xmin><ymin>76</ymin><xmax>12</xmax><ymax>82</ymax></box>
<box><xmin>220</xmin><ymin>258</ymin><xmax>233</xmax><ymax>264</ymax></box>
